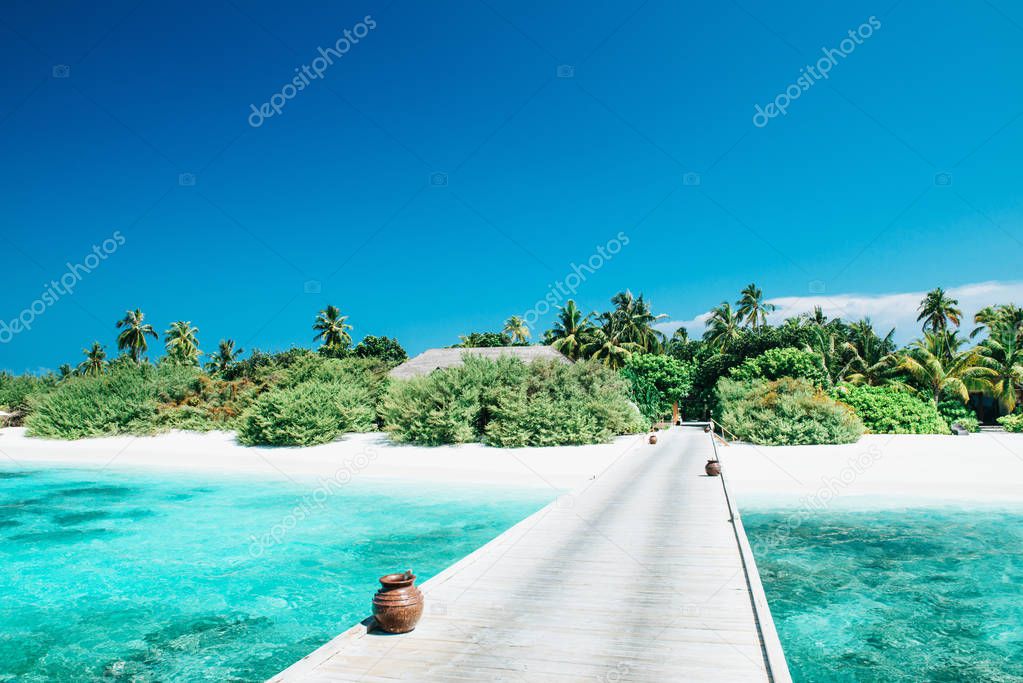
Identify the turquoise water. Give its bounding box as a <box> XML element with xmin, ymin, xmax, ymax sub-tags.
<box><xmin>745</xmin><ymin>507</ymin><xmax>1023</xmax><ymax>682</ymax></box>
<box><xmin>0</xmin><ymin>467</ymin><xmax>552</xmax><ymax>682</ymax></box>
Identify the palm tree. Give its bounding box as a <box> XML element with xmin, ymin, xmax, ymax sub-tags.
<box><xmin>206</xmin><ymin>339</ymin><xmax>244</xmax><ymax>375</ymax></box>
<box><xmin>736</xmin><ymin>283</ymin><xmax>776</xmax><ymax>329</ymax></box>
<box><xmin>116</xmin><ymin>309</ymin><xmax>158</xmax><ymax>363</ymax></box>
<box><xmin>702</xmin><ymin>302</ymin><xmax>741</xmax><ymax>351</ymax></box>
<box><xmin>977</xmin><ymin>325</ymin><xmax>1023</xmax><ymax>413</ymax></box>
<box><xmin>899</xmin><ymin>332</ymin><xmax>993</xmax><ymax>406</ymax></box>
<box><xmin>808</xmin><ymin>306</ymin><xmax>829</xmax><ymax>327</ymax></box>
<box><xmin>583</xmin><ymin>327</ymin><xmax>642</xmax><ymax>369</ymax></box>
<box><xmin>972</xmin><ymin>304</ymin><xmax>1023</xmax><ymax>340</ymax></box>
<box><xmin>917</xmin><ymin>287</ymin><xmax>962</xmax><ymax>334</ymax></box>
<box><xmin>546</xmin><ymin>300</ymin><xmax>594</xmax><ymax>360</ymax></box>
<box><xmin>312</xmin><ymin>305</ymin><xmax>353</xmax><ymax>351</ymax></box>
<box><xmin>165</xmin><ymin>321</ymin><xmax>201</xmax><ymax>365</ymax></box>
<box><xmin>804</xmin><ymin>327</ymin><xmax>854</xmax><ymax>387</ymax></box>
<box><xmin>502</xmin><ymin>316</ymin><xmax>530</xmax><ymax>345</ymax></box>
<box><xmin>843</xmin><ymin>319</ymin><xmax>897</xmax><ymax>386</ymax></box>
<box><xmin>78</xmin><ymin>342</ymin><xmax>107</xmax><ymax>377</ymax></box>
<box><xmin>598</xmin><ymin>290</ymin><xmax>666</xmax><ymax>353</ymax></box>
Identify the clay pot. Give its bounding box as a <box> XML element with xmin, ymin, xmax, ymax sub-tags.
<box><xmin>372</xmin><ymin>570</ymin><xmax>424</xmax><ymax>634</ymax></box>
<box><xmin>648</xmin><ymin>434</ymin><xmax>658</xmax><ymax>445</ymax></box>
<box><xmin>705</xmin><ymin>460</ymin><xmax>721</xmax><ymax>476</ymax></box>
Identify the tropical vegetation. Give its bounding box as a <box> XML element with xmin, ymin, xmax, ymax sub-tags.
<box><xmin>717</xmin><ymin>377</ymin><xmax>864</xmax><ymax>446</ymax></box>
<box><xmin>6</xmin><ymin>285</ymin><xmax>1023</xmax><ymax>447</ymax></box>
<box><xmin>380</xmin><ymin>356</ymin><xmax>644</xmax><ymax>447</ymax></box>
<box><xmin>832</xmin><ymin>384</ymin><xmax>949</xmax><ymax>435</ymax></box>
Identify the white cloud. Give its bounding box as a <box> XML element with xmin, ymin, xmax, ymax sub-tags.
<box><xmin>658</xmin><ymin>280</ymin><xmax>1023</xmax><ymax>344</ymax></box>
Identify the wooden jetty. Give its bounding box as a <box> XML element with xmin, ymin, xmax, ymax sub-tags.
<box><xmin>271</xmin><ymin>425</ymin><xmax>791</xmax><ymax>682</ymax></box>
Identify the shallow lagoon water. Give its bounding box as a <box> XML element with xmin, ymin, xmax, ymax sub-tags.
<box><xmin>0</xmin><ymin>466</ymin><xmax>553</xmax><ymax>681</ymax></box>
<box><xmin>744</xmin><ymin>506</ymin><xmax>1023</xmax><ymax>682</ymax></box>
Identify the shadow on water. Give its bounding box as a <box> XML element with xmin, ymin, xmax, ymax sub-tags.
<box><xmin>8</xmin><ymin>527</ymin><xmax>118</xmax><ymax>544</ymax></box>
<box><xmin>52</xmin><ymin>510</ymin><xmax>110</xmax><ymax>525</ymax></box>
<box><xmin>48</xmin><ymin>485</ymin><xmax>137</xmax><ymax>499</ymax></box>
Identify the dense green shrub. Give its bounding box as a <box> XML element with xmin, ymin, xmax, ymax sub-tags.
<box><xmin>0</xmin><ymin>372</ymin><xmax>51</xmax><ymax>412</ymax></box>
<box><xmin>233</xmin><ymin>356</ymin><xmax>382</xmax><ymax>446</ymax></box>
<box><xmin>353</xmin><ymin>336</ymin><xmax>408</xmax><ymax>365</ymax></box>
<box><xmin>716</xmin><ymin>378</ymin><xmax>863</xmax><ymax>446</ymax></box>
<box><xmin>154</xmin><ymin>375</ymin><xmax>261</xmax><ymax>432</ymax></box>
<box><xmin>951</xmin><ymin>415</ymin><xmax>980</xmax><ymax>432</ymax></box>
<box><xmin>832</xmin><ymin>384</ymin><xmax>950</xmax><ymax>434</ymax></box>
<box><xmin>25</xmin><ymin>367</ymin><xmax>162</xmax><ymax>439</ymax></box>
<box><xmin>380</xmin><ymin>356</ymin><xmax>525</xmax><ymax>445</ymax></box>
<box><xmin>677</xmin><ymin>325</ymin><xmax>822</xmax><ymax>419</ymax></box>
<box><xmin>621</xmin><ymin>353</ymin><xmax>695</xmax><ymax>423</ymax></box>
<box><xmin>485</xmin><ymin>361</ymin><xmax>645</xmax><ymax>447</ymax></box>
<box><xmin>24</xmin><ymin>365</ymin><xmax>257</xmax><ymax>438</ymax></box>
<box><xmin>221</xmin><ymin>347</ymin><xmax>318</xmax><ymax>384</ymax></box>
<box><xmin>237</xmin><ymin>381</ymin><xmax>375</xmax><ymax>446</ymax></box>
<box><xmin>998</xmin><ymin>414</ymin><xmax>1023</xmax><ymax>432</ymax></box>
<box><xmin>454</xmin><ymin>332</ymin><xmax>512</xmax><ymax>348</ymax></box>
<box><xmin>381</xmin><ymin>357</ymin><xmax>644</xmax><ymax>447</ymax></box>
<box><xmin>23</xmin><ymin>354</ymin><xmax>382</xmax><ymax>443</ymax></box>
<box><xmin>281</xmin><ymin>355</ymin><xmax>386</xmax><ymax>388</ymax></box>
<box><xmin>937</xmin><ymin>397</ymin><xmax>981</xmax><ymax>433</ymax></box>
<box><xmin>729</xmin><ymin>347</ymin><xmax>829</xmax><ymax>387</ymax></box>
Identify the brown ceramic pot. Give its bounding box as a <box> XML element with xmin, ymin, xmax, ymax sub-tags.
<box><xmin>705</xmin><ymin>459</ymin><xmax>721</xmax><ymax>476</ymax></box>
<box><xmin>372</xmin><ymin>571</ymin><xmax>424</xmax><ymax>634</ymax></box>
<box><xmin>648</xmin><ymin>434</ymin><xmax>658</xmax><ymax>445</ymax></box>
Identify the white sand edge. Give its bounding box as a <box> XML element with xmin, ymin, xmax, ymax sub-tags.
<box><xmin>0</xmin><ymin>427</ymin><xmax>646</xmax><ymax>491</ymax></box>
<box><xmin>721</xmin><ymin>432</ymin><xmax>1023</xmax><ymax>509</ymax></box>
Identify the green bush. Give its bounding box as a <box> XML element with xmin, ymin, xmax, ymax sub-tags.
<box><xmin>997</xmin><ymin>414</ymin><xmax>1023</xmax><ymax>433</ymax></box>
<box><xmin>833</xmin><ymin>384</ymin><xmax>950</xmax><ymax>434</ymax></box>
<box><xmin>22</xmin><ymin>354</ymin><xmax>382</xmax><ymax>444</ymax></box>
<box><xmin>485</xmin><ymin>361</ymin><xmax>644</xmax><ymax>447</ymax></box>
<box><xmin>951</xmin><ymin>415</ymin><xmax>980</xmax><ymax>432</ymax></box>
<box><xmin>237</xmin><ymin>381</ymin><xmax>375</xmax><ymax>446</ymax></box>
<box><xmin>716</xmin><ymin>378</ymin><xmax>863</xmax><ymax>446</ymax></box>
<box><xmin>23</xmin><ymin>365</ymin><xmax>256</xmax><ymax>438</ymax></box>
<box><xmin>25</xmin><ymin>367</ymin><xmax>162</xmax><ymax>439</ymax></box>
<box><xmin>154</xmin><ymin>375</ymin><xmax>261</xmax><ymax>432</ymax></box>
<box><xmin>621</xmin><ymin>354</ymin><xmax>695</xmax><ymax>423</ymax></box>
<box><xmin>937</xmin><ymin>397</ymin><xmax>980</xmax><ymax>433</ymax></box>
<box><xmin>0</xmin><ymin>373</ymin><xmax>52</xmax><ymax>412</ymax></box>
<box><xmin>221</xmin><ymin>347</ymin><xmax>318</xmax><ymax>384</ymax></box>
<box><xmin>729</xmin><ymin>347</ymin><xmax>829</xmax><ymax>387</ymax></box>
<box><xmin>281</xmin><ymin>355</ymin><xmax>386</xmax><ymax>390</ymax></box>
<box><xmin>381</xmin><ymin>357</ymin><xmax>645</xmax><ymax>447</ymax></box>
<box><xmin>353</xmin><ymin>336</ymin><xmax>407</xmax><ymax>365</ymax></box>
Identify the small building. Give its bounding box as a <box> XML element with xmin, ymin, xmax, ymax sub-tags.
<box><xmin>389</xmin><ymin>346</ymin><xmax>571</xmax><ymax>380</ymax></box>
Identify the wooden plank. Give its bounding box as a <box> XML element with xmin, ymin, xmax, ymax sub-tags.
<box><xmin>269</xmin><ymin>427</ymin><xmax>787</xmax><ymax>682</ymax></box>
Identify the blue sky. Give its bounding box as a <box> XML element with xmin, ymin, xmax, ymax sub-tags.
<box><xmin>2</xmin><ymin>0</ymin><xmax>1022</xmax><ymax>372</ymax></box>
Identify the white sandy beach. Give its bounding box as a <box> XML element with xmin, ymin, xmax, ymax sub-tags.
<box><xmin>0</xmin><ymin>427</ymin><xmax>646</xmax><ymax>491</ymax></box>
<box><xmin>5</xmin><ymin>426</ymin><xmax>1023</xmax><ymax>506</ymax></box>
<box><xmin>723</xmin><ymin>432</ymin><xmax>1023</xmax><ymax>508</ymax></box>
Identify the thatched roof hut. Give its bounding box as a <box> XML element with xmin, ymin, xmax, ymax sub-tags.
<box><xmin>389</xmin><ymin>346</ymin><xmax>571</xmax><ymax>380</ymax></box>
